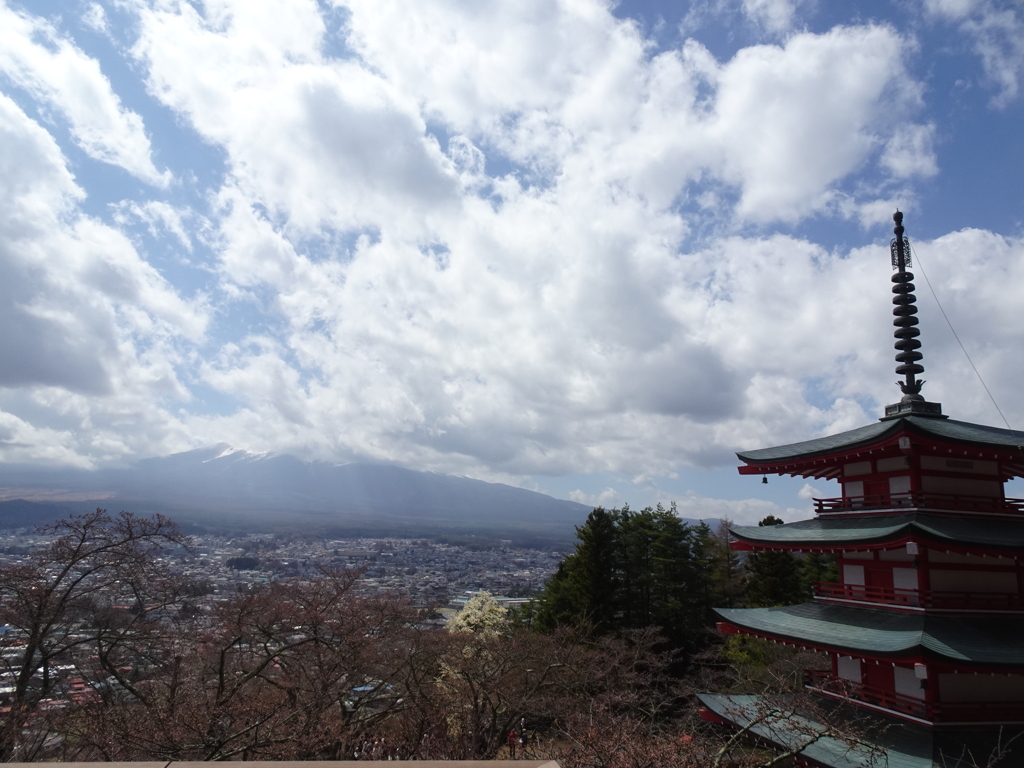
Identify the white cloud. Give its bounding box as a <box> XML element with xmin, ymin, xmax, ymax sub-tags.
<box><xmin>671</xmin><ymin>491</ymin><xmax>809</xmax><ymax>526</ymax></box>
<box><xmin>895</xmin><ymin>228</ymin><xmax>1024</xmax><ymax>426</ymax></box>
<box><xmin>0</xmin><ymin>2</ymin><xmax>170</xmax><ymax>185</ymax></box>
<box><xmin>338</xmin><ymin>2</ymin><xmax>920</xmax><ymax>222</ymax></box>
<box><xmin>0</xmin><ymin>91</ymin><xmax>206</xmax><ymax>465</ymax></box>
<box><xmin>797</xmin><ymin>482</ymin><xmax>822</xmax><ymax>499</ymax></box>
<box><xmin>706</xmin><ymin>25</ymin><xmax>918</xmax><ymax>221</ymax></box>
<box><xmin>569</xmin><ymin>487</ymin><xmax>623</xmax><ymax>508</ymax></box>
<box><xmin>125</xmin><ymin>0</ymin><xmax>927</xmax><ymax>237</ymax></box>
<box><xmin>742</xmin><ymin>0</ymin><xmax>805</xmax><ymax>34</ymax></box>
<box><xmin>132</xmin><ymin>0</ymin><xmax>456</xmax><ymax>234</ymax></box>
<box><xmin>79</xmin><ymin>0</ymin><xmax>943</xmax><ymax>481</ymax></box>
<box><xmin>82</xmin><ymin>3</ymin><xmax>108</xmax><ymax>34</ymax></box>
<box><xmin>881</xmin><ymin>123</ymin><xmax>938</xmax><ymax>177</ymax></box>
<box><xmin>925</xmin><ymin>0</ymin><xmax>1024</xmax><ymax>106</ymax></box>
<box><xmin>924</xmin><ymin>0</ymin><xmax>979</xmax><ymax>19</ymax></box>
<box><xmin>339</xmin><ymin>0</ymin><xmax>650</xmax><ymax>146</ymax></box>
<box><xmin>0</xmin><ymin>409</ymin><xmax>90</xmax><ymax>467</ymax></box>
<box><xmin>113</xmin><ymin>200</ymin><xmax>195</xmax><ymax>252</ymax></box>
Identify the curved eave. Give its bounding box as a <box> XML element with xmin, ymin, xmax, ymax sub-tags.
<box><xmin>715</xmin><ymin>603</ymin><xmax>1024</xmax><ymax>666</ymax></box>
<box><xmin>729</xmin><ymin>514</ymin><xmax>1024</xmax><ymax>553</ymax></box>
<box><xmin>736</xmin><ymin>416</ymin><xmax>1024</xmax><ymax>479</ymax></box>
<box><xmin>696</xmin><ymin>694</ymin><xmax>895</xmax><ymax>768</ymax></box>
<box><xmin>737</xmin><ymin>420</ymin><xmax>901</xmax><ymax>466</ymax></box>
<box><xmin>730</xmin><ymin>518</ymin><xmax>912</xmax><ymax>551</ymax></box>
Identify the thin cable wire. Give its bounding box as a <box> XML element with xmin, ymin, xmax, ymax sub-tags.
<box><xmin>909</xmin><ymin>241</ymin><xmax>1022</xmax><ymax>446</ymax></box>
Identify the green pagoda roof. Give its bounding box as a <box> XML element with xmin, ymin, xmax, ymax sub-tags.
<box><xmin>737</xmin><ymin>415</ymin><xmax>1024</xmax><ymax>465</ymax></box>
<box><xmin>730</xmin><ymin>513</ymin><xmax>1024</xmax><ymax>551</ymax></box>
<box><xmin>716</xmin><ymin>602</ymin><xmax>1024</xmax><ymax>665</ymax></box>
<box><xmin>697</xmin><ymin>693</ymin><xmax>891</xmax><ymax>768</ymax></box>
<box><xmin>697</xmin><ymin>693</ymin><xmax>1022</xmax><ymax>768</ymax></box>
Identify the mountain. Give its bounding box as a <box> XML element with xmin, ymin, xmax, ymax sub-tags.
<box><xmin>0</xmin><ymin>447</ymin><xmax>716</xmax><ymax>545</ymax></box>
<box><xmin>0</xmin><ymin>499</ymin><xmax>100</xmax><ymax>530</ymax></box>
<box><xmin>0</xmin><ymin>448</ymin><xmax>618</xmax><ymax>544</ymax></box>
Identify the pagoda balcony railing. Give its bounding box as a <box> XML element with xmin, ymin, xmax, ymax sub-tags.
<box><xmin>813</xmin><ymin>581</ymin><xmax>1024</xmax><ymax>611</ymax></box>
<box><xmin>805</xmin><ymin>670</ymin><xmax>1024</xmax><ymax>724</ymax></box>
<box><xmin>805</xmin><ymin>668</ymin><xmax>927</xmax><ymax>720</ymax></box>
<box><xmin>814</xmin><ymin>492</ymin><xmax>1024</xmax><ymax>515</ymax></box>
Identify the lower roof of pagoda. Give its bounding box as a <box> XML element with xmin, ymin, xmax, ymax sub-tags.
<box><xmin>697</xmin><ymin>693</ymin><xmax>887</xmax><ymax>768</ymax></box>
<box><xmin>715</xmin><ymin>602</ymin><xmax>1024</xmax><ymax>665</ymax></box>
<box><xmin>735</xmin><ymin>414</ymin><xmax>1024</xmax><ymax>479</ymax></box>
<box><xmin>697</xmin><ymin>693</ymin><xmax>1023</xmax><ymax>768</ymax></box>
<box><xmin>729</xmin><ymin>512</ymin><xmax>1024</xmax><ymax>552</ymax></box>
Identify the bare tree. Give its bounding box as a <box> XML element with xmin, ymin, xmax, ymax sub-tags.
<box><xmin>938</xmin><ymin>727</ymin><xmax>1024</xmax><ymax>768</ymax></box>
<box><xmin>700</xmin><ymin>637</ymin><xmax>887</xmax><ymax>768</ymax></box>
<box><xmin>55</xmin><ymin>567</ymin><xmax>426</xmax><ymax>761</ymax></box>
<box><xmin>556</xmin><ymin>710</ymin><xmax>743</xmax><ymax>768</ymax></box>
<box><xmin>706</xmin><ymin>694</ymin><xmax>886</xmax><ymax>768</ymax></box>
<box><xmin>0</xmin><ymin>509</ymin><xmax>189</xmax><ymax>760</ymax></box>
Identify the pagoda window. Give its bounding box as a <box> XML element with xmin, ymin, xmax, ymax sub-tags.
<box><xmin>938</xmin><ymin>673</ymin><xmax>1024</xmax><ymax>702</ymax></box>
<box><xmin>920</xmin><ymin>456</ymin><xmax>999</xmax><ymax>475</ymax></box>
<box><xmin>894</xmin><ymin>665</ymin><xmax>926</xmax><ymax>700</ymax></box>
<box><xmin>844</xmin><ymin>480</ymin><xmax>864</xmax><ymax>499</ymax></box>
<box><xmin>892</xmin><ymin>566</ymin><xmax>920</xmax><ymax>605</ymax></box>
<box><xmin>837</xmin><ymin>655</ymin><xmax>861</xmax><ymax>683</ymax></box>
<box><xmin>929</xmin><ymin>569</ymin><xmax>1017</xmax><ymax>594</ymax></box>
<box><xmin>844</xmin><ymin>461</ymin><xmax>872</xmax><ymax>476</ymax></box>
<box><xmin>920</xmin><ymin>475</ymin><xmax>1002</xmax><ymax>498</ymax></box>
<box><xmin>888</xmin><ymin>475</ymin><xmax>911</xmax><ymax>498</ymax></box>
<box><xmin>892</xmin><ymin>567</ymin><xmax>918</xmax><ymax>593</ymax></box>
<box><xmin>877</xmin><ymin>456</ymin><xmax>910</xmax><ymax>472</ymax></box>
<box><xmin>842</xmin><ymin>564</ymin><xmax>865</xmax><ymax>586</ymax></box>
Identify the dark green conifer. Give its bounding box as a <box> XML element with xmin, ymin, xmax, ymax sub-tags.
<box><xmin>743</xmin><ymin>515</ymin><xmax>804</xmax><ymax>607</ymax></box>
<box><xmin>532</xmin><ymin>504</ymin><xmax>717</xmax><ymax>654</ymax></box>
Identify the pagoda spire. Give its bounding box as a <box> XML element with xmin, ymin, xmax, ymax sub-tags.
<box><xmin>891</xmin><ymin>211</ymin><xmax>924</xmax><ymax>396</ymax></box>
<box><xmin>883</xmin><ymin>211</ymin><xmax>943</xmax><ymax>419</ymax></box>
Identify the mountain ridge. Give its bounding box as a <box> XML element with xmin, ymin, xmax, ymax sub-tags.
<box><xmin>0</xmin><ymin>448</ymin><xmax>717</xmax><ymax>545</ymax></box>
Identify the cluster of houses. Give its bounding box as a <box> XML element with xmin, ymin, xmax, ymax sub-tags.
<box><xmin>0</xmin><ymin>529</ymin><xmax>561</xmax><ymax>713</ymax></box>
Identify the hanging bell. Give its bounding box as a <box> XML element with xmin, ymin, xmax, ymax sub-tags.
<box><xmin>761</xmin><ymin>476</ymin><xmax>768</xmax><ymax>484</ymax></box>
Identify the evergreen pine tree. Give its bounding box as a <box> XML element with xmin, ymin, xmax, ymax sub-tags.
<box><xmin>798</xmin><ymin>551</ymin><xmax>839</xmax><ymax>600</ymax></box>
<box><xmin>709</xmin><ymin>518</ymin><xmax>745</xmax><ymax>608</ymax></box>
<box><xmin>690</xmin><ymin>521</ymin><xmax>718</xmax><ymax>626</ymax></box>
<box><xmin>744</xmin><ymin>515</ymin><xmax>804</xmax><ymax>607</ymax></box>
<box><xmin>532</xmin><ymin>504</ymin><xmax>717</xmax><ymax>653</ymax></box>
<box><xmin>533</xmin><ymin>507</ymin><xmax>621</xmax><ymax>633</ymax></box>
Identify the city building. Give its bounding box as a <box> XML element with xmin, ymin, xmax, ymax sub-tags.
<box><xmin>698</xmin><ymin>212</ymin><xmax>1024</xmax><ymax>768</ymax></box>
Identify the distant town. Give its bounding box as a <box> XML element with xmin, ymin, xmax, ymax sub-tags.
<box><xmin>0</xmin><ymin>526</ymin><xmax>563</xmax><ymax>612</ymax></box>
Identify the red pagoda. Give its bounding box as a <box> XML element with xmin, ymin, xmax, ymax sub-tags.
<box><xmin>698</xmin><ymin>212</ymin><xmax>1024</xmax><ymax>768</ymax></box>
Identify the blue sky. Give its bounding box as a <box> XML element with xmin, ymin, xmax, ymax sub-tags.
<box><xmin>1</xmin><ymin>0</ymin><xmax>1023</xmax><ymax>524</ymax></box>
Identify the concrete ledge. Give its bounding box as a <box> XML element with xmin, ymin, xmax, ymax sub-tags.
<box><xmin>6</xmin><ymin>762</ymin><xmax>561</xmax><ymax>768</ymax></box>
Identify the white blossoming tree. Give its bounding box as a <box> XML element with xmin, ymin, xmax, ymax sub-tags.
<box><xmin>446</xmin><ymin>591</ymin><xmax>508</xmax><ymax>634</ymax></box>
